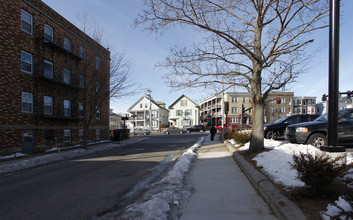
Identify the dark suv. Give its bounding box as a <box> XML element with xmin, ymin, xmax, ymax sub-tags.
<box><xmin>264</xmin><ymin>114</ymin><xmax>320</xmax><ymax>140</ymax></box>
<box><xmin>285</xmin><ymin>108</ymin><xmax>353</xmax><ymax>147</ymax></box>
<box><xmin>186</xmin><ymin>125</ymin><xmax>206</xmax><ymax>133</ymax></box>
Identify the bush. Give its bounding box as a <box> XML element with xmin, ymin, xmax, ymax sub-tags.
<box><xmin>292</xmin><ymin>152</ymin><xmax>352</xmax><ymax>197</ymax></box>
<box><xmin>226</xmin><ymin>130</ymin><xmax>251</xmax><ymax>146</ymax></box>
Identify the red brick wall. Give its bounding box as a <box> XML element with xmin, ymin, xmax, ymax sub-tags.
<box><xmin>0</xmin><ymin>0</ymin><xmax>110</xmax><ymax>154</ymax></box>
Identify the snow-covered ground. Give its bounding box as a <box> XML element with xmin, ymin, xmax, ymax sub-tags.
<box><xmin>231</xmin><ymin>138</ymin><xmax>353</xmax><ymax>219</ymax></box>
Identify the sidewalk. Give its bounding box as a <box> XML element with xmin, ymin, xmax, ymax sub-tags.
<box><xmin>180</xmin><ymin>135</ymin><xmax>277</xmax><ymax>220</ymax></box>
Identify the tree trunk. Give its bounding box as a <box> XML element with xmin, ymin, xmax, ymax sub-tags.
<box><xmin>249</xmin><ymin>94</ymin><xmax>264</xmax><ymax>153</ymax></box>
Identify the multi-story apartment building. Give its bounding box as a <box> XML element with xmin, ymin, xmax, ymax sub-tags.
<box><xmin>199</xmin><ymin>92</ymin><xmax>294</xmax><ymax>125</ymax></box>
<box><xmin>293</xmin><ymin>96</ymin><xmax>317</xmax><ymax>115</ymax></box>
<box><xmin>168</xmin><ymin>95</ymin><xmax>200</xmax><ymax>128</ymax></box>
<box><xmin>264</xmin><ymin>92</ymin><xmax>294</xmax><ymax>123</ymax></box>
<box><xmin>0</xmin><ymin>0</ymin><xmax>110</xmax><ymax>154</ymax></box>
<box><xmin>199</xmin><ymin>94</ymin><xmax>223</xmax><ymax>127</ymax></box>
<box><xmin>127</xmin><ymin>96</ymin><xmax>169</xmax><ymax>131</ymax></box>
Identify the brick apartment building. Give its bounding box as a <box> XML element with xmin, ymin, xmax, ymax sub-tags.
<box><xmin>199</xmin><ymin>92</ymin><xmax>295</xmax><ymax>126</ymax></box>
<box><xmin>0</xmin><ymin>0</ymin><xmax>110</xmax><ymax>154</ymax></box>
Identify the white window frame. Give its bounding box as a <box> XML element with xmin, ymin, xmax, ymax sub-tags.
<box><xmin>185</xmin><ymin>109</ymin><xmax>191</xmax><ymax>116</ymax></box>
<box><xmin>21</xmin><ymin>50</ymin><xmax>33</xmax><ymax>74</ymax></box>
<box><xmin>44</xmin><ymin>96</ymin><xmax>53</xmax><ymax>115</ymax></box>
<box><xmin>180</xmin><ymin>100</ymin><xmax>187</xmax><ymax>106</ymax></box>
<box><xmin>64</xmin><ymin>37</ymin><xmax>72</xmax><ymax>52</ymax></box>
<box><xmin>280</xmin><ymin>106</ymin><xmax>285</xmax><ymax>113</ymax></box>
<box><xmin>64</xmin><ymin>100</ymin><xmax>71</xmax><ymax>116</ymax></box>
<box><xmin>64</xmin><ymin>68</ymin><xmax>71</xmax><ymax>84</ymax></box>
<box><xmin>232</xmin><ymin>97</ymin><xmax>237</xmax><ymax>103</ymax></box>
<box><xmin>22</xmin><ymin>92</ymin><xmax>33</xmax><ymax>113</ymax></box>
<box><xmin>44</xmin><ymin>24</ymin><xmax>53</xmax><ymax>42</ymax></box>
<box><xmin>79</xmin><ymin>45</ymin><xmax>86</xmax><ymax>61</ymax></box>
<box><xmin>96</xmin><ymin>129</ymin><xmax>101</xmax><ymax>140</ymax></box>
<box><xmin>79</xmin><ymin>74</ymin><xmax>84</xmax><ymax>88</ymax></box>
<box><xmin>96</xmin><ymin>56</ymin><xmax>101</xmax><ymax>70</ymax></box>
<box><xmin>44</xmin><ymin>60</ymin><xmax>53</xmax><ymax>79</ymax></box>
<box><xmin>64</xmin><ymin>129</ymin><xmax>71</xmax><ymax>142</ymax></box>
<box><xmin>21</xmin><ymin>9</ymin><xmax>33</xmax><ymax>34</ymax></box>
<box><xmin>231</xmin><ymin>107</ymin><xmax>237</xmax><ymax>114</ymax></box>
<box><xmin>96</xmin><ymin>106</ymin><xmax>101</xmax><ymax>119</ymax></box>
<box><xmin>281</xmin><ymin>97</ymin><xmax>285</xmax><ymax>104</ymax></box>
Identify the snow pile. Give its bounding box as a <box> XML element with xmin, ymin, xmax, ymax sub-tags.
<box><xmin>120</xmin><ymin>137</ymin><xmax>205</xmax><ymax>220</ymax></box>
<box><xmin>233</xmin><ymin>138</ymin><xmax>353</xmax><ymax>218</ymax></box>
<box><xmin>0</xmin><ymin>138</ymin><xmax>146</xmax><ymax>175</ymax></box>
<box><xmin>322</xmin><ymin>196</ymin><xmax>353</xmax><ymax>219</ymax></box>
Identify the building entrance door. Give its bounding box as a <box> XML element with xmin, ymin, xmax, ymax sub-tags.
<box><xmin>22</xmin><ymin>130</ymin><xmax>34</xmax><ymax>154</ymax></box>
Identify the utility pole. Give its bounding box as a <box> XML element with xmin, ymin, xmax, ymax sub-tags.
<box><xmin>147</xmin><ymin>88</ymin><xmax>152</xmax><ymax>133</ymax></box>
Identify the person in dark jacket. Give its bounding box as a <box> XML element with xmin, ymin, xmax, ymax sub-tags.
<box><xmin>210</xmin><ymin>125</ymin><xmax>217</xmax><ymax>141</ymax></box>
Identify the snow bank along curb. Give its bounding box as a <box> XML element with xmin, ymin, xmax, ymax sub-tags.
<box><xmin>0</xmin><ymin>138</ymin><xmax>147</xmax><ymax>176</ymax></box>
<box><xmin>120</xmin><ymin>137</ymin><xmax>205</xmax><ymax>220</ymax></box>
<box><xmin>225</xmin><ymin>141</ymin><xmax>306</xmax><ymax>220</ymax></box>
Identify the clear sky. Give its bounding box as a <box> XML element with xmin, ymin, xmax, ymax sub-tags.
<box><xmin>42</xmin><ymin>0</ymin><xmax>353</xmax><ymax>114</ymax></box>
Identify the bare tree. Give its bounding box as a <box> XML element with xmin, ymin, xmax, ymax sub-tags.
<box><xmin>136</xmin><ymin>0</ymin><xmax>328</xmax><ymax>153</ymax></box>
<box><xmin>76</xmin><ymin>14</ymin><xmax>135</xmax><ymax>148</ymax></box>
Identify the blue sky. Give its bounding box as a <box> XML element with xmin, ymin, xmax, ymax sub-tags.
<box><xmin>42</xmin><ymin>0</ymin><xmax>353</xmax><ymax>114</ymax></box>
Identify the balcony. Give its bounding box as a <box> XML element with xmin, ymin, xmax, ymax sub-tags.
<box><xmin>43</xmin><ymin>40</ymin><xmax>83</xmax><ymax>61</ymax></box>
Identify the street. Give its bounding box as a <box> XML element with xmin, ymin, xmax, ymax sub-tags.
<box><xmin>0</xmin><ymin>133</ymin><xmax>206</xmax><ymax>220</ymax></box>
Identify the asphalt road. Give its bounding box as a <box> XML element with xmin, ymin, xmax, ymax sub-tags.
<box><xmin>0</xmin><ymin>133</ymin><xmax>206</xmax><ymax>220</ymax></box>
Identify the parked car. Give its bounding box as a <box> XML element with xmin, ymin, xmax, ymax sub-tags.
<box><xmin>131</xmin><ymin>128</ymin><xmax>150</xmax><ymax>135</ymax></box>
<box><xmin>285</xmin><ymin>108</ymin><xmax>353</xmax><ymax>148</ymax></box>
<box><xmin>264</xmin><ymin>114</ymin><xmax>320</xmax><ymax>140</ymax></box>
<box><xmin>214</xmin><ymin>124</ymin><xmax>230</xmax><ymax>131</ymax></box>
<box><xmin>164</xmin><ymin>127</ymin><xmax>187</xmax><ymax>134</ymax></box>
<box><xmin>186</xmin><ymin>125</ymin><xmax>206</xmax><ymax>133</ymax></box>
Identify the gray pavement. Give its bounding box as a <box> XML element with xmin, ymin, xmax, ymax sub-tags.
<box><xmin>180</xmin><ymin>135</ymin><xmax>277</xmax><ymax>220</ymax></box>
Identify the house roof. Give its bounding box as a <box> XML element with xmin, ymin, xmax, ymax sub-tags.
<box><xmin>127</xmin><ymin>96</ymin><xmax>169</xmax><ymax>112</ymax></box>
<box><xmin>168</xmin><ymin>94</ymin><xmax>199</xmax><ymax>109</ymax></box>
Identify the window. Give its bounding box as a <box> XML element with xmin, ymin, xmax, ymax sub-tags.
<box><xmin>271</xmin><ymin>107</ymin><xmax>275</xmax><ymax>113</ymax></box>
<box><xmin>288</xmin><ymin>107</ymin><xmax>291</xmax><ymax>114</ymax></box>
<box><xmin>44</xmin><ymin>96</ymin><xmax>53</xmax><ymax>115</ymax></box>
<box><xmin>181</xmin><ymin>100</ymin><xmax>187</xmax><ymax>106</ymax></box>
<box><xmin>96</xmin><ymin>81</ymin><xmax>100</xmax><ymax>92</ymax></box>
<box><xmin>152</xmin><ymin>110</ymin><xmax>158</xmax><ymax>117</ymax></box>
<box><xmin>79</xmin><ymin>46</ymin><xmax>86</xmax><ymax>61</ymax></box>
<box><xmin>303</xmin><ymin>100</ymin><xmax>306</xmax><ymax>106</ymax></box>
<box><xmin>21</xmin><ymin>51</ymin><xmax>32</xmax><ymax>73</ymax></box>
<box><xmin>177</xmin><ymin>110</ymin><xmax>183</xmax><ymax>116</ymax></box>
<box><xmin>232</xmin><ymin>97</ymin><xmax>238</xmax><ymax>103</ymax></box>
<box><xmin>140</xmin><ymin>103</ymin><xmax>142</xmax><ymax>108</ymax></box>
<box><xmin>21</xmin><ymin>9</ymin><xmax>32</xmax><ymax>34</ymax></box>
<box><xmin>44</xmin><ymin>24</ymin><xmax>53</xmax><ymax>42</ymax></box>
<box><xmin>96</xmin><ymin>107</ymin><xmax>101</xmax><ymax>119</ymax></box>
<box><xmin>281</xmin><ymin>97</ymin><xmax>285</xmax><ymax>103</ymax></box>
<box><xmin>96</xmin><ymin>56</ymin><xmax>101</xmax><ymax>70</ymax></box>
<box><xmin>271</xmin><ymin>116</ymin><xmax>275</xmax><ymax>123</ymax></box>
<box><xmin>96</xmin><ymin>129</ymin><xmax>101</xmax><ymax>140</ymax></box>
<box><xmin>231</xmin><ymin>117</ymin><xmax>238</xmax><ymax>123</ymax></box>
<box><xmin>183</xmin><ymin>119</ymin><xmax>191</xmax><ymax>126</ymax></box>
<box><xmin>79</xmin><ymin>74</ymin><xmax>84</xmax><ymax>88</ymax></box>
<box><xmin>22</xmin><ymin>92</ymin><xmax>33</xmax><ymax>113</ymax></box>
<box><xmin>64</xmin><ymin>129</ymin><xmax>71</xmax><ymax>142</ymax></box>
<box><xmin>288</xmin><ymin>98</ymin><xmax>292</xmax><ymax>105</ymax></box>
<box><xmin>243</xmin><ymin>97</ymin><xmax>246</xmax><ymax>103</ymax></box>
<box><xmin>231</xmin><ymin>107</ymin><xmax>237</xmax><ymax>114</ymax></box>
<box><xmin>64</xmin><ymin>68</ymin><xmax>71</xmax><ymax>84</ymax></box>
<box><xmin>64</xmin><ymin>37</ymin><xmax>71</xmax><ymax>52</ymax></box>
<box><xmin>79</xmin><ymin>103</ymin><xmax>83</xmax><ymax>118</ymax></box>
<box><xmin>302</xmin><ymin>108</ymin><xmax>306</xmax><ymax>114</ymax></box>
<box><xmin>44</xmin><ymin>60</ymin><xmax>53</xmax><ymax>79</ymax></box>
<box><xmin>280</xmin><ymin>106</ymin><xmax>285</xmax><ymax>113</ymax></box>
<box><xmin>249</xmin><ymin>117</ymin><xmax>253</xmax><ymax>123</ymax></box>
<box><xmin>145</xmin><ymin>103</ymin><xmax>148</xmax><ymax>108</ymax></box>
<box><xmin>185</xmin><ymin>109</ymin><xmax>191</xmax><ymax>116</ymax></box>
<box><xmin>64</xmin><ymin>100</ymin><xmax>71</xmax><ymax>116</ymax></box>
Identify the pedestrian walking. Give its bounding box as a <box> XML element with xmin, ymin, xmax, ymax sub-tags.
<box><xmin>210</xmin><ymin>125</ymin><xmax>217</xmax><ymax>141</ymax></box>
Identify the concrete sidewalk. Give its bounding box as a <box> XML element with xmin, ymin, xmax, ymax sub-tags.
<box><xmin>180</xmin><ymin>136</ymin><xmax>277</xmax><ymax>220</ymax></box>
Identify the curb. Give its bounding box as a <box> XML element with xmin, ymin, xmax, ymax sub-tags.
<box><xmin>225</xmin><ymin>141</ymin><xmax>306</xmax><ymax>220</ymax></box>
